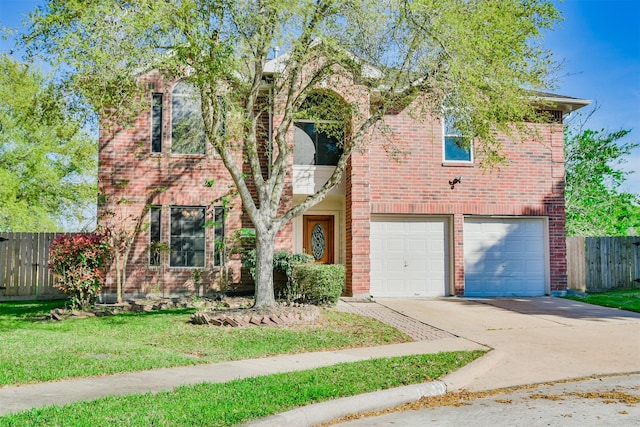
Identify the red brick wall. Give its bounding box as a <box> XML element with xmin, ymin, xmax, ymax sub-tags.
<box><xmin>99</xmin><ymin>72</ymin><xmax>247</xmax><ymax>297</ymax></box>
<box><xmin>358</xmin><ymin>108</ymin><xmax>567</xmax><ymax>294</ymax></box>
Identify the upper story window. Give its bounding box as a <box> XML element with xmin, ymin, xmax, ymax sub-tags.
<box><xmin>443</xmin><ymin>114</ymin><xmax>473</xmax><ymax>163</ymax></box>
<box><xmin>151</xmin><ymin>93</ymin><xmax>163</xmax><ymax>153</ymax></box>
<box><xmin>170</xmin><ymin>206</ymin><xmax>205</xmax><ymax>267</ymax></box>
<box><xmin>171</xmin><ymin>81</ymin><xmax>206</xmax><ymax>154</ymax></box>
<box><xmin>294</xmin><ymin>121</ymin><xmax>344</xmax><ymax>166</ymax></box>
<box><xmin>293</xmin><ymin>91</ymin><xmax>348</xmax><ymax>166</ymax></box>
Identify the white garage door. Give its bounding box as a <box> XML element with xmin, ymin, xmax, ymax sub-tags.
<box><xmin>370</xmin><ymin>217</ymin><xmax>449</xmax><ymax>297</ymax></box>
<box><xmin>464</xmin><ymin>218</ymin><xmax>547</xmax><ymax>297</ymax></box>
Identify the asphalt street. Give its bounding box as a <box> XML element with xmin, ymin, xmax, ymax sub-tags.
<box><xmin>333</xmin><ymin>373</ymin><xmax>640</xmax><ymax>426</ymax></box>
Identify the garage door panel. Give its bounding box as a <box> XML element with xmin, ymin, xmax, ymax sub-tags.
<box><xmin>464</xmin><ymin>218</ymin><xmax>546</xmax><ymax>297</ymax></box>
<box><xmin>526</xmin><ymin>259</ymin><xmax>544</xmax><ymax>272</ymax></box>
<box><xmin>370</xmin><ymin>217</ymin><xmax>449</xmax><ymax>297</ymax></box>
<box><xmin>407</xmin><ymin>239</ymin><xmax>427</xmax><ymax>252</ymax></box>
<box><xmin>525</xmin><ymin>239</ymin><xmax>544</xmax><ymax>252</ymax></box>
<box><xmin>505</xmin><ymin>239</ymin><xmax>525</xmax><ymax>252</ymax></box>
<box><xmin>384</xmin><ymin>239</ymin><xmax>406</xmax><ymax>252</ymax></box>
<box><xmin>385</xmin><ymin>259</ymin><xmax>405</xmax><ymax>272</ymax></box>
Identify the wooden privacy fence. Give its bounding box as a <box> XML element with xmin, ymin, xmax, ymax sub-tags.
<box><xmin>567</xmin><ymin>236</ymin><xmax>640</xmax><ymax>292</ymax></box>
<box><xmin>0</xmin><ymin>232</ymin><xmax>65</xmax><ymax>300</ymax></box>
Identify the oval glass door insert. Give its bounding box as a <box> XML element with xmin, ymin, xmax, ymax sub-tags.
<box><xmin>311</xmin><ymin>223</ymin><xmax>326</xmax><ymax>260</ymax></box>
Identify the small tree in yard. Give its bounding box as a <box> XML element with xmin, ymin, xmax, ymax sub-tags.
<box><xmin>99</xmin><ymin>186</ymin><xmax>166</xmax><ymax>304</ymax></box>
<box><xmin>49</xmin><ymin>233</ymin><xmax>111</xmax><ymax>310</ymax></box>
<box><xmin>25</xmin><ymin>0</ymin><xmax>561</xmax><ymax>307</ymax></box>
<box><xmin>99</xmin><ymin>200</ymin><xmax>151</xmax><ymax>304</ymax></box>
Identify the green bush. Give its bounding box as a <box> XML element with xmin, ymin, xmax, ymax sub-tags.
<box><xmin>284</xmin><ymin>263</ymin><xmax>345</xmax><ymax>306</ymax></box>
<box><xmin>49</xmin><ymin>233</ymin><xmax>111</xmax><ymax>310</ymax></box>
<box><xmin>273</xmin><ymin>251</ymin><xmax>315</xmax><ymax>277</ymax></box>
<box><xmin>241</xmin><ymin>250</ymin><xmax>314</xmax><ymax>281</ymax></box>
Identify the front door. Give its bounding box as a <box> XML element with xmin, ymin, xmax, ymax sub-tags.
<box><xmin>303</xmin><ymin>215</ymin><xmax>334</xmax><ymax>264</ymax></box>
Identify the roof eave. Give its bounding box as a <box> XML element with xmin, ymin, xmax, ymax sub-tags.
<box><xmin>536</xmin><ymin>96</ymin><xmax>592</xmax><ymax>114</ymax></box>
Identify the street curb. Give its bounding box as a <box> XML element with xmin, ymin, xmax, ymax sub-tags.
<box><xmin>442</xmin><ymin>349</ymin><xmax>506</xmax><ymax>392</ymax></box>
<box><xmin>239</xmin><ymin>381</ymin><xmax>447</xmax><ymax>427</ymax></box>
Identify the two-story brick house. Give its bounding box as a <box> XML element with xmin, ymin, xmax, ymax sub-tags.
<box><xmin>98</xmin><ymin>57</ymin><xmax>589</xmax><ymax>300</ymax></box>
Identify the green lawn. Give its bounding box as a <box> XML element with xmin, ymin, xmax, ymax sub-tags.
<box><xmin>0</xmin><ymin>351</ymin><xmax>484</xmax><ymax>427</ymax></box>
<box><xmin>563</xmin><ymin>288</ymin><xmax>640</xmax><ymax>313</ymax></box>
<box><xmin>0</xmin><ymin>300</ymin><xmax>411</xmax><ymax>386</ymax></box>
<box><xmin>0</xmin><ymin>300</ymin><xmax>485</xmax><ymax>426</ymax></box>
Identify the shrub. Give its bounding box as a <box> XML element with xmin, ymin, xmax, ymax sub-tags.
<box><xmin>273</xmin><ymin>251</ymin><xmax>315</xmax><ymax>277</ymax></box>
<box><xmin>49</xmin><ymin>233</ymin><xmax>111</xmax><ymax>310</ymax></box>
<box><xmin>241</xmin><ymin>250</ymin><xmax>314</xmax><ymax>281</ymax></box>
<box><xmin>284</xmin><ymin>263</ymin><xmax>345</xmax><ymax>306</ymax></box>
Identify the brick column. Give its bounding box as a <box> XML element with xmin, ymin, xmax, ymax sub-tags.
<box><xmin>345</xmin><ymin>150</ymin><xmax>371</xmax><ymax>297</ymax></box>
<box><xmin>452</xmin><ymin>213</ymin><xmax>465</xmax><ymax>295</ymax></box>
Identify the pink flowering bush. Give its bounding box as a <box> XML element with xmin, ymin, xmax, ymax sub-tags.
<box><xmin>49</xmin><ymin>233</ymin><xmax>111</xmax><ymax>309</ymax></box>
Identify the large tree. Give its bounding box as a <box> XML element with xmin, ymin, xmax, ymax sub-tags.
<box><xmin>24</xmin><ymin>0</ymin><xmax>561</xmax><ymax>307</ymax></box>
<box><xmin>0</xmin><ymin>54</ymin><xmax>96</xmax><ymax>231</ymax></box>
<box><xmin>565</xmin><ymin>126</ymin><xmax>640</xmax><ymax>236</ymax></box>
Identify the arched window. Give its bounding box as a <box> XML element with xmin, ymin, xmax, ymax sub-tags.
<box><xmin>171</xmin><ymin>80</ymin><xmax>206</xmax><ymax>154</ymax></box>
<box><xmin>294</xmin><ymin>91</ymin><xmax>348</xmax><ymax>166</ymax></box>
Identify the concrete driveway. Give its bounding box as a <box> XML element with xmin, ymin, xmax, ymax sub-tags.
<box><xmin>376</xmin><ymin>297</ymin><xmax>640</xmax><ymax>391</ymax></box>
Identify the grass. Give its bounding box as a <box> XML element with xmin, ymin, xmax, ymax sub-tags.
<box><xmin>562</xmin><ymin>288</ymin><xmax>640</xmax><ymax>313</ymax></box>
<box><xmin>0</xmin><ymin>351</ymin><xmax>485</xmax><ymax>427</ymax></box>
<box><xmin>0</xmin><ymin>300</ymin><xmax>411</xmax><ymax>386</ymax></box>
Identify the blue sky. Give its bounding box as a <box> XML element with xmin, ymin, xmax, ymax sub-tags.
<box><xmin>1</xmin><ymin>0</ymin><xmax>639</xmax><ymax>194</ymax></box>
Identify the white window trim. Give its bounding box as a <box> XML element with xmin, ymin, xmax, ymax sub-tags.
<box><xmin>442</xmin><ymin>116</ymin><xmax>474</xmax><ymax>164</ymax></box>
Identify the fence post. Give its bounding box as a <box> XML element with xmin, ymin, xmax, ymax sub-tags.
<box><xmin>634</xmin><ymin>241</ymin><xmax>640</xmax><ymax>285</ymax></box>
<box><xmin>0</xmin><ymin>236</ymin><xmax>7</xmax><ymax>290</ymax></box>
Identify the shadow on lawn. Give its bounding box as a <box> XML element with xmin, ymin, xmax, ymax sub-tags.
<box><xmin>0</xmin><ymin>300</ymin><xmax>198</xmax><ymax>323</ymax></box>
<box><xmin>0</xmin><ymin>300</ymin><xmax>64</xmax><ymax>320</ymax></box>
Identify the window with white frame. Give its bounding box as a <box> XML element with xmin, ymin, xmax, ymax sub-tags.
<box><xmin>151</xmin><ymin>93</ymin><xmax>163</xmax><ymax>153</ymax></box>
<box><xmin>170</xmin><ymin>206</ymin><xmax>206</xmax><ymax>267</ymax></box>
<box><xmin>171</xmin><ymin>81</ymin><xmax>206</xmax><ymax>154</ymax></box>
<box><xmin>443</xmin><ymin>114</ymin><xmax>473</xmax><ymax>162</ymax></box>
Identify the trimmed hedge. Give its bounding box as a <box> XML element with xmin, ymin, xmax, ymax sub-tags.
<box><xmin>283</xmin><ymin>263</ymin><xmax>345</xmax><ymax>306</ymax></box>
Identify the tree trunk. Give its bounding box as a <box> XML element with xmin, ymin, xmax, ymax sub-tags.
<box><xmin>253</xmin><ymin>229</ymin><xmax>277</xmax><ymax>308</ymax></box>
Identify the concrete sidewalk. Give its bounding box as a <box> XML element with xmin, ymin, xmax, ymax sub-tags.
<box><xmin>0</xmin><ymin>339</ymin><xmax>485</xmax><ymax>416</ymax></box>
